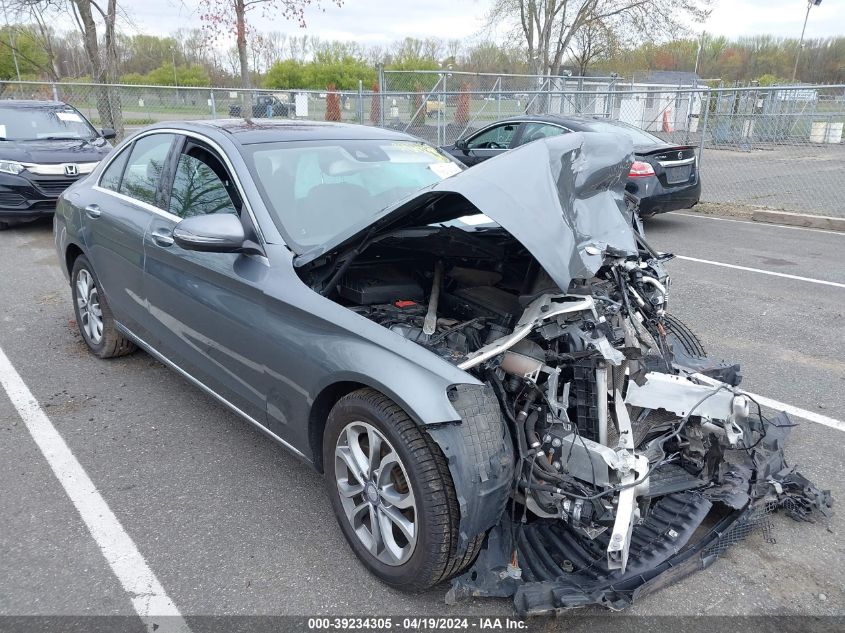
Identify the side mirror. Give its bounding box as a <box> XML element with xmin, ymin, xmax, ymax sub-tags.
<box><xmin>455</xmin><ymin>138</ymin><xmax>469</xmax><ymax>151</ymax></box>
<box><xmin>100</xmin><ymin>128</ymin><xmax>116</xmax><ymax>140</ymax></box>
<box><xmin>172</xmin><ymin>214</ymin><xmax>246</xmax><ymax>253</ymax></box>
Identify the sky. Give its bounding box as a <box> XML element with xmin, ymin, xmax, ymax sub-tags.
<box><xmin>123</xmin><ymin>0</ymin><xmax>845</xmax><ymax>44</ymax></box>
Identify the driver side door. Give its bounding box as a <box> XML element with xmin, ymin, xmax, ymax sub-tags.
<box><xmin>142</xmin><ymin>135</ymin><xmax>270</xmax><ymax>426</ymax></box>
<box><xmin>459</xmin><ymin>122</ymin><xmax>520</xmax><ymax>166</ymax></box>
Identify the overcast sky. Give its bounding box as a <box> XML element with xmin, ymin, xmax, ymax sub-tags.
<box><xmin>124</xmin><ymin>0</ymin><xmax>845</xmax><ymax>44</ymax></box>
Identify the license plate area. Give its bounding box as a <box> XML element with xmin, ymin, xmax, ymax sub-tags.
<box><xmin>665</xmin><ymin>165</ymin><xmax>692</xmax><ymax>185</ymax></box>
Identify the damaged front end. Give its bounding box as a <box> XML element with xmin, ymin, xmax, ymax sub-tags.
<box><xmin>296</xmin><ymin>133</ymin><xmax>832</xmax><ymax>614</ymax></box>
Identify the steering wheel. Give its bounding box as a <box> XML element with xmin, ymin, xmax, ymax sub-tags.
<box><xmin>486</xmin><ymin>141</ymin><xmax>505</xmax><ymax>149</ymax></box>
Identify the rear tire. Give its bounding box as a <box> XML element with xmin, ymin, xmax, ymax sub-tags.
<box><xmin>71</xmin><ymin>255</ymin><xmax>136</xmax><ymax>359</ymax></box>
<box><xmin>324</xmin><ymin>388</ymin><xmax>471</xmax><ymax>591</ymax></box>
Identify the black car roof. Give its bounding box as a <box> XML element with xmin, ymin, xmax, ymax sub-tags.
<box><xmin>149</xmin><ymin>119</ymin><xmax>422</xmax><ymax>145</ymax></box>
<box><xmin>490</xmin><ymin>114</ymin><xmax>612</xmax><ymax>130</ymax></box>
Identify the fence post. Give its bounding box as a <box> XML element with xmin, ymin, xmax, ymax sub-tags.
<box><xmin>51</xmin><ymin>82</ymin><xmax>59</xmax><ymax>101</ymax></box>
<box><xmin>377</xmin><ymin>63</ymin><xmax>385</xmax><ymax>127</ymax></box>
<box><xmin>698</xmin><ymin>88</ymin><xmax>712</xmax><ymax>168</ymax></box>
<box><xmin>209</xmin><ymin>90</ymin><xmax>217</xmax><ymax>119</ymax></box>
<box><xmin>357</xmin><ymin>80</ymin><xmax>364</xmax><ymax>124</ymax></box>
<box><xmin>440</xmin><ymin>72</ymin><xmax>446</xmax><ymax>146</ymax></box>
<box><xmin>496</xmin><ymin>76</ymin><xmax>501</xmax><ymax>119</ymax></box>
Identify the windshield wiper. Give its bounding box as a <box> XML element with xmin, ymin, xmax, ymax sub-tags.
<box><xmin>39</xmin><ymin>136</ymin><xmax>88</xmax><ymax>141</ymax></box>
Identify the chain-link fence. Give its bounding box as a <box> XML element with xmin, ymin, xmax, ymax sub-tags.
<box><xmin>2</xmin><ymin>79</ymin><xmax>844</xmax><ymax>217</ymax></box>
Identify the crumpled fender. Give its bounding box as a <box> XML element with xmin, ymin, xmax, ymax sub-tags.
<box><xmin>426</xmin><ymin>384</ymin><xmax>514</xmax><ymax>556</ymax></box>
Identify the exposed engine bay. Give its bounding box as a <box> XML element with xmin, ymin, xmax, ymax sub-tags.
<box><xmin>295</xmin><ymin>134</ymin><xmax>832</xmax><ymax>615</ymax></box>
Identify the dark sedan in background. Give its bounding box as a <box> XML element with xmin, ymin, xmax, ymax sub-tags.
<box><xmin>0</xmin><ymin>100</ymin><xmax>115</xmax><ymax>229</ymax></box>
<box><xmin>440</xmin><ymin>115</ymin><xmax>700</xmax><ymax>217</ymax></box>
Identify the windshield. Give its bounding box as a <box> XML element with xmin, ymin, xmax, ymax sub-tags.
<box><xmin>0</xmin><ymin>105</ymin><xmax>98</xmax><ymax>141</ymax></box>
<box><xmin>245</xmin><ymin>139</ymin><xmax>462</xmax><ymax>250</ymax></box>
<box><xmin>581</xmin><ymin>120</ymin><xmax>663</xmax><ymax>146</ymax></box>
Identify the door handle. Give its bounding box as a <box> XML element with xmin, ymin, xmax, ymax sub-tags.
<box><xmin>84</xmin><ymin>203</ymin><xmax>101</xmax><ymax>219</ymax></box>
<box><xmin>151</xmin><ymin>228</ymin><xmax>174</xmax><ymax>247</ymax></box>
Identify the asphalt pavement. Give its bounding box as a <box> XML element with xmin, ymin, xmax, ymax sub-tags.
<box><xmin>0</xmin><ymin>212</ymin><xmax>843</xmax><ymax>629</ymax></box>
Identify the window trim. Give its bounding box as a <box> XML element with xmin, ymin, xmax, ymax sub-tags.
<box><xmin>116</xmin><ymin>132</ymin><xmax>178</xmax><ymax>211</ymax></box>
<box><xmin>93</xmin><ymin>127</ymin><xmax>266</xmax><ymax>245</ymax></box>
<box><xmin>167</xmin><ymin>138</ymin><xmax>242</xmax><ymax>219</ymax></box>
<box><xmin>465</xmin><ymin>119</ymin><xmax>571</xmax><ymax>150</ymax></box>
<box><xmin>512</xmin><ymin>121</ymin><xmax>570</xmax><ymax>147</ymax></box>
<box><xmin>97</xmin><ymin>142</ymin><xmax>132</xmax><ymax>193</ymax></box>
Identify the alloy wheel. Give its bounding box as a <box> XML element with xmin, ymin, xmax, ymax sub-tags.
<box><xmin>334</xmin><ymin>421</ymin><xmax>418</xmax><ymax>566</ymax></box>
<box><xmin>76</xmin><ymin>268</ymin><xmax>103</xmax><ymax>345</ymax></box>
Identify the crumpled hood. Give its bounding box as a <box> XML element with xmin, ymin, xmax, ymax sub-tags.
<box><xmin>297</xmin><ymin>132</ymin><xmax>639</xmax><ymax>292</ymax></box>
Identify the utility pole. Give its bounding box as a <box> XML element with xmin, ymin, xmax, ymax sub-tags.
<box><xmin>693</xmin><ymin>31</ymin><xmax>705</xmax><ymax>78</ymax></box>
<box><xmin>171</xmin><ymin>47</ymin><xmax>179</xmax><ymax>88</ymax></box>
<box><xmin>792</xmin><ymin>0</ymin><xmax>822</xmax><ymax>83</ymax></box>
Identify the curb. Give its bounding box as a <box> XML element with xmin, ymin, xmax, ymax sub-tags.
<box><xmin>751</xmin><ymin>210</ymin><xmax>845</xmax><ymax>232</ymax></box>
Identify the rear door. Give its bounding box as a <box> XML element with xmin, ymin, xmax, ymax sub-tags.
<box><xmin>83</xmin><ymin>132</ymin><xmax>178</xmax><ymax>338</ymax></box>
<box><xmin>142</xmin><ymin>135</ymin><xmax>269</xmax><ymax>425</ymax></box>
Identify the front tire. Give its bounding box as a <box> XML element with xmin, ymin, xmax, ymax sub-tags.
<box><xmin>662</xmin><ymin>313</ymin><xmax>706</xmax><ymax>357</ymax></box>
<box><xmin>324</xmin><ymin>388</ymin><xmax>469</xmax><ymax>591</ymax></box>
<box><xmin>70</xmin><ymin>255</ymin><xmax>136</xmax><ymax>358</ymax></box>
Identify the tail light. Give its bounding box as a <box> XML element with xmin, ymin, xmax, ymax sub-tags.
<box><xmin>629</xmin><ymin>161</ymin><xmax>655</xmax><ymax>177</ymax></box>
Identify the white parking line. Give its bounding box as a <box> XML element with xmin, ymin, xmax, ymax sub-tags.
<box><xmin>692</xmin><ymin>373</ymin><xmax>845</xmax><ymax>433</ymax></box>
<box><xmin>744</xmin><ymin>391</ymin><xmax>845</xmax><ymax>433</ymax></box>
<box><xmin>671</xmin><ymin>212</ymin><xmax>845</xmax><ymax>236</ymax></box>
<box><xmin>0</xmin><ymin>346</ymin><xmax>190</xmax><ymax>633</ymax></box>
<box><xmin>674</xmin><ymin>255</ymin><xmax>845</xmax><ymax>289</ymax></box>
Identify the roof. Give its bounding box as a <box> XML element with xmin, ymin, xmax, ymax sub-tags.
<box><xmin>156</xmin><ymin>119</ymin><xmax>421</xmax><ymax>145</ymax></box>
<box><xmin>636</xmin><ymin>70</ymin><xmax>702</xmax><ymax>86</ymax></box>
<box><xmin>0</xmin><ymin>99</ymin><xmax>67</xmax><ymax>108</ymax></box>
<box><xmin>484</xmin><ymin>114</ymin><xmax>606</xmax><ymax>129</ymax></box>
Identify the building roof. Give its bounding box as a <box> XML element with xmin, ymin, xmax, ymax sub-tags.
<box><xmin>635</xmin><ymin>71</ymin><xmax>702</xmax><ymax>86</ymax></box>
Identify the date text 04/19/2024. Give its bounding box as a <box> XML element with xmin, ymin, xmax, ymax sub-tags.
<box><xmin>306</xmin><ymin>617</ymin><xmax>528</xmax><ymax>630</ymax></box>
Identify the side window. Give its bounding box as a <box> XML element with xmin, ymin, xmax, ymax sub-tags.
<box><xmin>119</xmin><ymin>133</ymin><xmax>176</xmax><ymax>208</ymax></box>
<box><xmin>466</xmin><ymin>123</ymin><xmax>518</xmax><ymax>150</ymax></box>
<box><xmin>99</xmin><ymin>145</ymin><xmax>131</xmax><ymax>192</ymax></box>
<box><xmin>515</xmin><ymin>122</ymin><xmax>567</xmax><ymax>147</ymax></box>
<box><xmin>168</xmin><ymin>145</ymin><xmax>239</xmax><ymax>218</ymax></box>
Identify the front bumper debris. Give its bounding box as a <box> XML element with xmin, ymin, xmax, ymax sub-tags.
<box><xmin>447</xmin><ymin>411</ymin><xmax>832</xmax><ymax>617</ymax></box>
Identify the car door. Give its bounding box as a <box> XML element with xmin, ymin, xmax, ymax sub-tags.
<box><xmin>458</xmin><ymin>122</ymin><xmax>520</xmax><ymax>166</ymax></box>
<box><xmin>142</xmin><ymin>135</ymin><xmax>268</xmax><ymax>425</ymax></box>
<box><xmin>82</xmin><ymin>132</ymin><xmax>178</xmax><ymax>338</ymax></box>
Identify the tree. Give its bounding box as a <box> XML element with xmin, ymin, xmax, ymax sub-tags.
<box><xmin>198</xmin><ymin>0</ymin><xmax>340</xmax><ymax>90</ymax></box>
<box><xmin>411</xmin><ymin>82</ymin><xmax>425</xmax><ymax>128</ymax></box>
<box><xmin>489</xmin><ymin>0</ymin><xmax>712</xmax><ymax>76</ymax></box>
<box><xmin>7</xmin><ymin>1</ymin><xmax>61</xmax><ymax>80</ymax></box>
<box><xmin>325</xmin><ymin>83</ymin><xmax>341</xmax><ymax>121</ymax></box>
<box><xmin>0</xmin><ymin>25</ymin><xmax>50</xmax><ymax>80</ymax></box>
<box><xmin>40</xmin><ymin>0</ymin><xmax>123</xmax><ymax>133</ymax></box>
<box><xmin>369</xmin><ymin>81</ymin><xmax>380</xmax><ymax>124</ymax></box>
<box><xmin>453</xmin><ymin>82</ymin><xmax>470</xmax><ymax>126</ymax></box>
<box><xmin>567</xmin><ymin>18</ymin><xmax>617</xmax><ymax>76</ymax></box>
<box><xmin>263</xmin><ymin>53</ymin><xmax>375</xmax><ymax>90</ymax></box>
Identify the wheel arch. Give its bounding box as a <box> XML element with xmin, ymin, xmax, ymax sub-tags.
<box><xmin>65</xmin><ymin>242</ymin><xmax>85</xmax><ymax>279</ymax></box>
<box><xmin>308</xmin><ymin>380</ymin><xmax>370</xmax><ymax>473</ymax></box>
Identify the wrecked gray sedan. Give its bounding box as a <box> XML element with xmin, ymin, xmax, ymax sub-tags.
<box><xmin>54</xmin><ymin>121</ymin><xmax>831</xmax><ymax>616</ymax></box>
